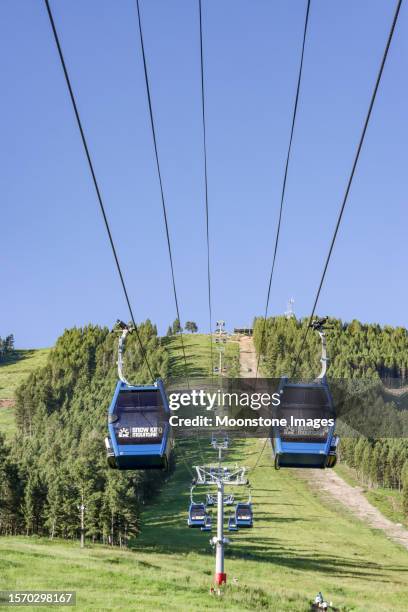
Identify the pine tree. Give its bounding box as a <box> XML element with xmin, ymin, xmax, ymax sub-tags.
<box><xmin>185</xmin><ymin>321</ymin><xmax>198</xmax><ymax>333</ymax></box>
<box><xmin>172</xmin><ymin>319</ymin><xmax>181</xmax><ymax>334</ymax></box>
<box><xmin>353</xmin><ymin>439</ymin><xmax>367</xmax><ymax>480</ymax></box>
<box><xmin>370</xmin><ymin>444</ymin><xmax>382</xmax><ymax>487</ymax></box>
<box><xmin>362</xmin><ymin>444</ymin><xmax>373</xmax><ymax>486</ymax></box>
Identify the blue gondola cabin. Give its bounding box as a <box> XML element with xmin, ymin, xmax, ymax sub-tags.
<box><xmin>234</xmin><ymin>502</ymin><xmax>253</xmax><ymax>527</ymax></box>
<box><xmin>271</xmin><ymin>377</ymin><xmax>338</xmax><ymax>469</ymax></box>
<box><xmin>188</xmin><ymin>503</ymin><xmax>207</xmax><ymax>528</ymax></box>
<box><xmin>105</xmin><ymin>379</ymin><xmax>172</xmax><ymax>470</ymax></box>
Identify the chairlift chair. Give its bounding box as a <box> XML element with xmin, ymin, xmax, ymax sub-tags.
<box><xmin>201</xmin><ymin>515</ymin><xmax>212</xmax><ymax>532</ymax></box>
<box><xmin>228</xmin><ymin>516</ymin><xmax>238</xmax><ymax>532</ymax></box>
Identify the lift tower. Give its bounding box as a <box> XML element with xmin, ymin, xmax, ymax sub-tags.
<box><xmin>194</xmin><ymin>459</ymin><xmax>248</xmax><ymax>586</ymax></box>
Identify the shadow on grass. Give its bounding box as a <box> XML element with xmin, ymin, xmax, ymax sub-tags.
<box><xmin>0</xmin><ymin>350</ymin><xmax>38</xmax><ymax>368</ymax></box>
<box><xmin>136</xmin><ymin>521</ymin><xmax>408</xmax><ymax>582</ymax></box>
<box><xmin>132</xmin><ymin>437</ymin><xmax>408</xmax><ymax>590</ymax></box>
<box><xmin>162</xmin><ymin>335</ymin><xmax>216</xmax><ymax>379</ymax></box>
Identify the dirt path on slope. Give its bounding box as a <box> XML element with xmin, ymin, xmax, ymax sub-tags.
<box><xmin>237</xmin><ymin>336</ymin><xmax>408</xmax><ymax>551</ymax></box>
<box><xmin>299</xmin><ymin>469</ymin><xmax>408</xmax><ymax>550</ymax></box>
<box><xmin>238</xmin><ymin>335</ymin><xmax>260</xmax><ymax>378</ymax></box>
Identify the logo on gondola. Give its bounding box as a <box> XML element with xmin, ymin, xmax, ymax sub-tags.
<box><xmin>118</xmin><ymin>427</ymin><xmax>130</xmax><ymax>438</ymax></box>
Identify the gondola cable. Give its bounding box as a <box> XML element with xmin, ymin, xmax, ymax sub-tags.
<box><xmin>291</xmin><ymin>0</ymin><xmax>403</xmax><ymax>379</ymax></box>
<box><xmin>44</xmin><ymin>0</ymin><xmax>194</xmax><ymax>476</ymax></box>
<box><xmin>43</xmin><ymin>0</ymin><xmax>154</xmax><ymax>381</ymax></box>
<box><xmin>135</xmin><ymin>0</ymin><xmax>213</xmax><ymax>469</ymax></box>
<box><xmin>135</xmin><ymin>0</ymin><xmax>190</xmax><ymax>389</ymax></box>
<box><xmin>251</xmin><ymin>0</ymin><xmax>311</xmax><ymax>471</ymax></box>
<box><xmin>253</xmin><ymin>0</ymin><xmax>403</xmax><ymax>471</ymax></box>
<box><xmin>198</xmin><ymin>0</ymin><xmax>215</xmax><ymax>378</ymax></box>
<box><xmin>255</xmin><ymin>0</ymin><xmax>311</xmax><ymax>378</ymax></box>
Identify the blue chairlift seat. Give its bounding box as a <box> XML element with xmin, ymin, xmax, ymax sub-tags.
<box><xmin>228</xmin><ymin>516</ymin><xmax>238</xmax><ymax>532</ymax></box>
<box><xmin>201</xmin><ymin>515</ymin><xmax>212</xmax><ymax>532</ymax></box>
<box><xmin>106</xmin><ymin>379</ymin><xmax>172</xmax><ymax>470</ymax></box>
<box><xmin>188</xmin><ymin>503</ymin><xmax>207</xmax><ymax>528</ymax></box>
<box><xmin>271</xmin><ymin>378</ymin><xmax>336</xmax><ymax>469</ymax></box>
<box><xmin>235</xmin><ymin>502</ymin><xmax>253</xmax><ymax>528</ymax></box>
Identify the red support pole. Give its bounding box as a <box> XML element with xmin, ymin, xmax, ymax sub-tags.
<box><xmin>215</xmin><ymin>572</ymin><xmax>227</xmax><ymax>585</ymax></box>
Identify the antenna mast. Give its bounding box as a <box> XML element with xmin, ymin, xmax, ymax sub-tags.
<box><xmin>285</xmin><ymin>298</ymin><xmax>295</xmax><ymax>319</ymax></box>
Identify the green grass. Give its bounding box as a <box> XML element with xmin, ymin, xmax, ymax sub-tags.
<box><xmin>164</xmin><ymin>333</ymin><xmax>213</xmax><ymax>379</ymax></box>
<box><xmin>1</xmin><ymin>441</ymin><xmax>407</xmax><ymax>610</ymax></box>
<box><xmin>164</xmin><ymin>334</ymin><xmax>239</xmax><ymax>379</ymax></box>
<box><xmin>0</xmin><ymin>407</ymin><xmax>16</xmax><ymax>439</ymax></box>
<box><xmin>0</xmin><ymin>349</ymin><xmax>50</xmax><ymax>399</ymax></box>
<box><xmin>366</xmin><ymin>489</ymin><xmax>407</xmax><ymax>527</ymax></box>
<box><xmin>0</xmin><ymin>349</ymin><xmax>51</xmax><ymax>439</ymax></box>
<box><xmin>335</xmin><ymin>463</ymin><xmax>408</xmax><ymax>528</ymax></box>
<box><xmin>224</xmin><ymin>340</ymin><xmax>240</xmax><ymax>377</ymax></box>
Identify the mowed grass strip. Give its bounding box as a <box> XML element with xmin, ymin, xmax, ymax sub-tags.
<box><xmin>0</xmin><ymin>407</ymin><xmax>16</xmax><ymax>439</ymax></box>
<box><xmin>0</xmin><ymin>349</ymin><xmax>51</xmax><ymax>400</ymax></box>
<box><xmin>0</xmin><ymin>349</ymin><xmax>51</xmax><ymax>438</ymax></box>
<box><xmin>164</xmin><ymin>333</ymin><xmax>239</xmax><ymax>379</ymax></box>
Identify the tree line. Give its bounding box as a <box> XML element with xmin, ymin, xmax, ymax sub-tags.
<box><xmin>166</xmin><ymin>319</ymin><xmax>198</xmax><ymax>336</ymax></box>
<box><xmin>0</xmin><ymin>334</ymin><xmax>15</xmax><ymax>362</ymax></box>
<box><xmin>253</xmin><ymin>316</ymin><xmax>408</xmax><ymax>381</ymax></box>
<box><xmin>339</xmin><ymin>438</ymin><xmax>408</xmax><ymax>516</ymax></box>
<box><xmin>0</xmin><ymin>322</ymin><xmax>171</xmax><ymax>545</ymax></box>
<box><xmin>253</xmin><ymin>315</ymin><xmax>408</xmax><ymax>516</ymax></box>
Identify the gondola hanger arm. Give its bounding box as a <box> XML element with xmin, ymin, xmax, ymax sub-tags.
<box><xmin>114</xmin><ymin>320</ymin><xmax>135</xmax><ymax>386</ymax></box>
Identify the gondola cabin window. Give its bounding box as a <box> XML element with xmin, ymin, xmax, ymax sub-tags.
<box><xmin>191</xmin><ymin>508</ymin><xmax>206</xmax><ymax>521</ymax></box>
<box><xmin>237</xmin><ymin>510</ymin><xmax>251</xmax><ymax>520</ymax></box>
<box><xmin>277</xmin><ymin>385</ymin><xmax>334</xmax><ymax>442</ymax></box>
<box><xmin>112</xmin><ymin>389</ymin><xmax>166</xmax><ymax>445</ymax></box>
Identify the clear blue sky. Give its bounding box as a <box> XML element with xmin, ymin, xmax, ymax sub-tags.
<box><xmin>1</xmin><ymin>0</ymin><xmax>407</xmax><ymax>348</ymax></box>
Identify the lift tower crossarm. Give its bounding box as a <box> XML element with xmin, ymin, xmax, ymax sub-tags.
<box><xmin>194</xmin><ymin>465</ymin><xmax>249</xmax><ymax>486</ymax></box>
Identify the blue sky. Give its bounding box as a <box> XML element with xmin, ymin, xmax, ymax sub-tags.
<box><xmin>1</xmin><ymin>0</ymin><xmax>407</xmax><ymax>348</ymax></box>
